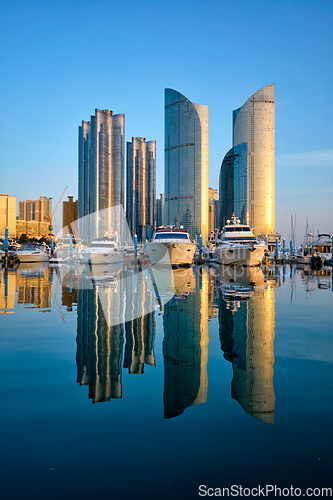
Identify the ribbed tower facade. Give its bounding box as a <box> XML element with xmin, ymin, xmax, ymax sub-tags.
<box><xmin>164</xmin><ymin>89</ymin><xmax>209</xmax><ymax>244</ymax></box>
<box><xmin>126</xmin><ymin>137</ymin><xmax>156</xmax><ymax>241</ymax></box>
<box><xmin>78</xmin><ymin>108</ymin><xmax>125</xmax><ymax>241</ymax></box>
<box><xmin>220</xmin><ymin>84</ymin><xmax>275</xmax><ymax>236</ymax></box>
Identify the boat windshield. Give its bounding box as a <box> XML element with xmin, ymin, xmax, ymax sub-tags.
<box><xmin>19</xmin><ymin>243</ymin><xmax>44</xmax><ymax>250</ymax></box>
<box><xmin>223</xmin><ymin>236</ymin><xmax>257</xmax><ymax>242</ymax></box>
<box><xmin>154</xmin><ymin>233</ymin><xmax>189</xmax><ymax>240</ymax></box>
<box><xmin>89</xmin><ymin>243</ymin><xmax>116</xmax><ymax>248</ymax></box>
<box><xmin>224</xmin><ymin>227</ymin><xmax>252</xmax><ymax>232</ymax></box>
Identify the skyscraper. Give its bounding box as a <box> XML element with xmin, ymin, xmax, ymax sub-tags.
<box><xmin>63</xmin><ymin>196</ymin><xmax>78</xmax><ymax>234</ymax></box>
<box><xmin>208</xmin><ymin>187</ymin><xmax>218</xmax><ymax>236</ymax></box>
<box><xmin>126</xmin><ymin>137</ymin><xmax>156</xmax><ymax>241</ymax></box>
<box><xmin>78</xmin><ymin>108</ymin><xmax>125</xmax><ymax>241</ymax></box>
<box><xmin>164</xmin><ymin>89</ymin><xmax>209</xmax><ymax>244</ymax></box>
<box><xmin>156</xmin><ymin>193</ymin><xmax>165</xmax><ymax>227</ymax></box>
<box><xmin>0</xmin><ymin>193</ymin><xmax>16</xmax><ymax>239</ymax></box>
<box><xmin>220</xmin><ymin>84</ymin><xmax>275</xmax><ymax>236</ymax></box>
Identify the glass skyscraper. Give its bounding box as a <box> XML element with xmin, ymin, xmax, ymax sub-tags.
<box><xmin>164</xmin><ymin>89</ymin><xmax>209</xmax><ymax>244</ymax></box>
<box><xmin>220</xmin><ymin>84</ymin><xmax>275</xmax><ymax>236</ymax></box>
<box><xmin>78</xmin><ymin>108</ymin><xmax>125</xmax><ymax>241</ymax></box>
<box><xmin>219</xmin><ymin>143</ymin><xmax>248</xmax><ymax>227</ymax></box>
<box><xmin>126</xmin><ymin>137</ymin><xmax>156</xmax><ymax>241</ymax></box>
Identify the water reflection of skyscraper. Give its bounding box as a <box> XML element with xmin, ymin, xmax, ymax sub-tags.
<box><xmin>124</xmin><ymin>268</ymin><xmax>156</xmax><ymax>374</ymax></box>
<box><xmin>218</xmin><ymin>268</ymin><xmax>276</xmax><ymax>425</ymax></box>
<box><xmin>76</xmin><ymin>264</ymin><xmax>125</xmax><ymax>403</ymax></box>
<box><xmin>163</xmin><ymin>267</ymin><xmax>209</xmax><ymax>418</ymax></box>
<box><xmin>76</xmin><ymin>265</ymin><xmax>157</xmax><ymax>403</ymax></box>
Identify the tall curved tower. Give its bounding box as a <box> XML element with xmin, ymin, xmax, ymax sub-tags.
<box><xmin>164</xmin><ymin>89</ymin><xmax>209</xmax><ymax>244</ymax></box>
<box><xmin>232</xmin><ymin>84</ymin><xmax>275</xmax><ymax>236</ymax></box>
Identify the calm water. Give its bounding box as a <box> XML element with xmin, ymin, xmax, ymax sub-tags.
<box><xmin>0</xmin><ymin>262</ymin><xmax>332</xmax><ymax>500</ymax></box>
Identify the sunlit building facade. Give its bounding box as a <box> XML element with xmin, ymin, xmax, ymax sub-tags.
<box><xmin>208</xmin><ymin>187</ymin><xmax>218</xmax><ymax>236</ymax></box>
<box><xmin>18</xmin><ymin>196</ymin><xmax>51</xmax><ymax>222</ymax></box>
<box><xmin>220</xmin><ymin>84</ymin><xmax>275</xmax><ymax>235</ymax></box>
<box><xmin>164</xmin><ymin>89</ymin><xmax>209</xmax><ymax>244</ymax></box>
<box><xmin>78</xmin><ymin>108</ymin><xmax>125</xmax><ymax>241</ymax></box>
<box><xmin>126</xmin><ymin>137</ymin><xmax>156</xmax><ymax>241</ymax></box>
<box><xmin>0</xmin><ymin>193</ymin><xmax>16</xmax><ymax>239</ymax></box>
<box><xmin>63</xmin><ymin>196</ymin><xmax>78</xmax><ymax>234</ymax></box>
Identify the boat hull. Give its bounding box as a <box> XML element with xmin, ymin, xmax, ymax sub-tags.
<box><xmin>148</xmin><ymin>242</ymin><xmax>195</xmax><ymax>266</ymax></box>
<box><xmin>17</xmin><ymin>252</ymin><xmax>49</xmax><ymax>263</ymax></box>
<box><xmin>82</xmin><ymin>251</ymin><xmax>123</xmax><ymax>265</ymax></box>
<box><xmin>215</xmin><ymin>244</ymin><xmax>266</xmax><ymax>266</ymax></box>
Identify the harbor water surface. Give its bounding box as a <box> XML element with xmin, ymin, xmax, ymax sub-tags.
<box><xmin>0</xmin><ymin>263</ymin><xmax>332</xmax><ymax>500</ymax></box>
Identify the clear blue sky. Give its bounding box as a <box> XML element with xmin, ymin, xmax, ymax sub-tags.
<box><xmin>1</xmin><ymin>0</ymin><xmax>332</xmax><ymax>243</ymax></box>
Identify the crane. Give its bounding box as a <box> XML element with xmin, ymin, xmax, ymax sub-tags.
<box><xmin>46</xmin><ymin>186</ymin><xmax>68</xmax><ymax>241</ymax></box>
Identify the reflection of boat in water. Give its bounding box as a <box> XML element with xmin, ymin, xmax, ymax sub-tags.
<box><xmin>215</xmin><ymin>265</ymin><xmax>266</xmax><ymax>288</ymax></box>
<box><xmin>172</xmin><ymin>267</ymin><xmax>195</xmax><ymax>294</ymax></box>
<box><xmin>221</xmin><ymin>284</ymin><xmax>254</xmax><ymax>302</ymax></box>
<box><xmin>83</xmin><ymin>262</ymin><xmax>123</xmax><ymax>283</ymax></box>
<box><xmin>123</xmin><ymin>244</ymin><xmax>136</xmax><ymax>263</ymax></box>
<box><xmin>17</xmin><ymin>261</ymin><xmax>49</xmax><ymax>275</ymax></box>
<box><xmin>147</xmin><ymin>227</ymin><xmax>195</xmax><ymax>266</ymax></box>
<box><xmin>16</xmin><ymin>242</ymin><xmax>49</xmax><ymax>263</ymax></box>
<box><xmin>214</xmin><ymin>215</ymin><xmax>266</xmax><ymax>266</ymax></box>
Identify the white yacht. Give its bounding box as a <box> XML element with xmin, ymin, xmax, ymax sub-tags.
<box><xmin>313</xmin><ymin>233</ymin><xmax>332</xmax><ymax>262</ymax></box>
<box><xmin>16</xmin><ymin>242</ymin><xmax>49</xmax><ymax>263</ymax></box>
<box><xmin>51</xmin><ymin>234</ymin><xmax>85</xmax><ymax>264</ymax></box>
<box><xmin>147</xmin><ymin>227</ymin><xmax>195</xmax><ymax>267</ymax></box>
<box><xmin>214</xmin><ymin>216</ymin><xmax>266</xmax><ymax>266</ymax></box>
<box><xmin>82</xmin><ymin>234</ymin><xmax>123</xmax><ymax>265</ymax></box>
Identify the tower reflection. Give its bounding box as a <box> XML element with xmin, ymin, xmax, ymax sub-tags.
<box><xmin>217</xmin><ymin>267</ymin><xmax>276</xmax><ymax>424</ymax></box>
<box><xmin>163</xmin><ymin>267</ymin><xmax>209</xmax><ymax>418</ymax></box>
<box><xmin>76</xmin><ymin>265</ymin><xmax>125</xmax><ymax>403</ymax></box>
<box><xmin>75</xmin><ymin>264</ymin><xmax>159</xmax><ymax>402</ymax></box>
<box><xmin>124</xmin><ymin>268</ymin><xmax>156</xmax><ymax>374</ymax></box>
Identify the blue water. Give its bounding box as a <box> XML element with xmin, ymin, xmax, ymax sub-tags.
<box><xmin>0</xmin><ymin>263</ymin><xmax>332</xmax><ymax>500</ymax></box>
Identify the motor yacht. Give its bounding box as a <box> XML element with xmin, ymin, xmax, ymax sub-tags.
<box><xmin>16</xmin><ymin>242</ymin><xmax>49</xmax><ymax>263</ymax></box>
<box><xmin>51</xmin><ymin>234</ymin><xmax>85</xmax><ymax>264</ymax></box>
<box><xmin>214</xmin><ymin>215</ymin><xmax>266</xmax><ymax>266</ymax></box>
<box><xmin>147</xmin><ymin>227</ymin><xmax>195</xmax><ymax>266</ymax></box>
<box><xmin>82</xmin><ymin>234</ymin><xmax>123</xmax><ymax>265</ymax></box>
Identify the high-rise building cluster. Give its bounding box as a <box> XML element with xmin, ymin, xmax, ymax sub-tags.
<box><xmin>16</xmin><ymin>196</ymin><xmax>52</xmax><ymax>239</ymax></box>
<box><xmin>18</xmin><ymin>196</ymin><xmax>52</xmax><ymax>223</ymax></box>
<box><xmin>77</xmin><ymin>84</ymin><xmax>275</xmax><ymax>244</ymax></box>
<box><xmin>1</xmin><ymin>85</ymin><xmax>275</xmax><ymax>244</ymax></box>
<box><xmin>0</xmin><ymin>194</ymin><xmax>52</xmax><ymax>240</ymax></box>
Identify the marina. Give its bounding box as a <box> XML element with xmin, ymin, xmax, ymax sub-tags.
<box><xmin>0</xmin><ymin>260</ymin><xmax>332</xmax><ymax>499</ymax></box>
